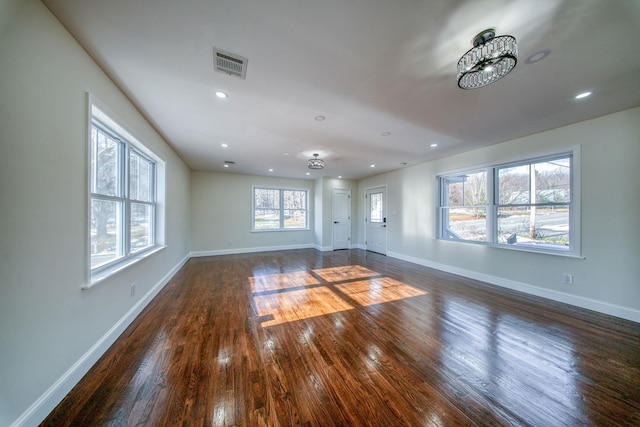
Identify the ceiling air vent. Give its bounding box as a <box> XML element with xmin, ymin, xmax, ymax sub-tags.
<box><xmin>213</xmin><ymin>48</ymin><xmax>248</xmax><ymax>80</ymax></box>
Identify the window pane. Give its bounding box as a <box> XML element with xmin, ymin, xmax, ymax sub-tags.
<box><xmin>130</xmin><ymin>150</ymin><xmax>153</xmax><ymax>202</ymax></box>
<box><xmin>498</xmin><ymin>164</ymin><xmax>530</xmax><ymax>205</ymax></box>
<box><xmin>443</xmin><ymin>177</ymin><xmax>464</xmax><ymax>207</ymax></box>
<box><xmin>443</xmin><ymin>172</ymin><xmax>487</xmax><ymax>207</ymax></box>
<box><xmin>284</xmin><ymin>209</ymin><xmax>306</xmax><ymax>229</ymax></box>
<box><xmin>131</xmin><ymin>202</ymin><xmax>153</xmax><ymax>252</ymax></box>
<box><xmin>283</xmin><ymin>190</ymin><xmax>306</xmax><ymax>209</ymax></box>
<box><xmin>497</xmin><ymin>206</ymin><xmax>569</xmax><ymax>249</ymax></box>
<box><xmin>370</xmin><ymin>192</ymin><xmax>383</xmax><ymax>223</ymax></box>
<box><xmin>442</xmin><ymin>207</ymin><xmax>487</xmax><ymax>241</ymax></box>
<box><xmin>91</xmin><ymin>126</ymin><xmax>120</xmax><ymax>196</ymax></box>
<box><xmin>255</xmin><ymin>189</ymin><xmax>279</xmax><ymax>209</ymax></box>
<box><xmin>254</xmin><ymin>209</ymin><xmax>280</xmax><ymax>229</ymax></box>
<box><xmin>533</xmin><ymin>158</ymin><xmax>570</xmax><ymax>204</ymax></box>
<box><xmin>90</xmin><ymin>198</ymin><xmax>122</xmax><ymax>268</ymax></box>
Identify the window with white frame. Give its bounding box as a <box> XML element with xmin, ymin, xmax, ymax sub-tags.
<box><xmin>438</xmin><ymin>153</ymin><xmax>577</xmax><ymax>255</ymax></box>
<box><xmin>90</xmin><ymin>101</ymin><xmax>160</xmax><ymax>275</ymax></box>
<box><xmin>253</xmin><ymin>187</ymin><xmax>308</xmax><ymax>231</ymax></box>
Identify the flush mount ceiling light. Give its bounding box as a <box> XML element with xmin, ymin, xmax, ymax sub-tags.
<box><xmin>308</xmin><ymin>153</ymin><xmax>324</xmax><ymax>169</ymax></box>
<box><xmin>457</xmin><ymin>28</ymin><xmax>517</xmax><ymax>89</ymax></box>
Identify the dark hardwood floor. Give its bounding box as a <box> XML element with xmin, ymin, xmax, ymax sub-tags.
<box><xmin>42</xmin><ymin>249</ymin><xmax>640</xmax><ymax>426</ymax></box>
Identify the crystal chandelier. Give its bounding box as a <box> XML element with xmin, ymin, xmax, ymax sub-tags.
<box><xmin>457</xmin><ymin>29</ymin><xmax>517</xmax><ymax>89</ymax></box>
<box><xmin>308</xmin><ymin>153</ymin><xmax>324</xmax><ymax>169</ymax></box>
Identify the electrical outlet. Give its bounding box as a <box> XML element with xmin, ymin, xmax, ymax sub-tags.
<box><xmin>563</xmin><ymin>273</ymin><xmax>573</xmax><ymax>285</ymax></box>
<box><xmin>130</xmin><ymin>283</ymin><xmax>136</xmax><ymax>297</ymax></box>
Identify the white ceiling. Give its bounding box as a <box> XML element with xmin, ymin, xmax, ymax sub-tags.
<box><xmin>43</xmin><ymin>0</ymin><xmax>640</xmax><ymax>180</ymax></box>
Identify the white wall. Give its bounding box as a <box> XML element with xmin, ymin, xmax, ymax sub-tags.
<box><xmin>358</xmin><ymin>107</ymin><xmax>640</xmax><ymax>321</ymax></box>
<box><xmin>190</xmin><ymin>171</ymin><xmax>316</xmax><ymax>254</ymax></box>
<box><xmin>0</xmin><ymin>1</ymin><xmax>191</xmax><ymax>425</ymax></box>
<box><xmin>190</xmin><ymin>173</ymin><xmax>359</xmax><ymax>254</ymax></box>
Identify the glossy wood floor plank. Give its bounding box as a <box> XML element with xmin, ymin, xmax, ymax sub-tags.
<box><xmin>42</xmin><ymin>249</ymin><xmax>640</xmax><ymax>426</ymax></box>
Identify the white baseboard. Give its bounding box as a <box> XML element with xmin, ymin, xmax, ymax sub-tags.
<box><xmin>11</xmin><ymin>254</ymin><xmax>191</xmax><ymax>427</ymax></box>
<box><xmin>191</xmin><ymin>243</ymin><xmax>315</xmax><ymax>258</ymax></box>
<box><xmin>387</xmin><ymin>251</ymin><xmax>640</xmax><ymax>323</ymax></box>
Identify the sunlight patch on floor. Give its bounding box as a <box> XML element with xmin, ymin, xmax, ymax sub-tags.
<box><xmin>311</xmin><ymin>265</ymin><xmax>379</xmax><ymax>282</ymax></box>
<box><xmin>249</xmin><ymin>271</ymin><xmax>320</xmax><ymax>292</ymax></box>
<box><xmin>251</xmin><ymin>265</ymin><xmax>427</xmax><ymax>327</ymax></box>
<box><xmin>335</xmin><ymin>277</ymin><xmax>427</xmax><ymax>306</ymax></box>
<box><xmin>253</xmin><ymin>286</ymin><xmax>354</xmax><ymax>327</ymax></box>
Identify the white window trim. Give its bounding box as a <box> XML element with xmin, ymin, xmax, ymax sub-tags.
<box><xmin>86</xmin><ymin>94</ymin><xmax>166</xmax><ymax>288</ymax></box>
<box><xmin>436</xmin><ymin>147</ymin><xmax>582</xmax><ymax>258</ymax></box>
<box><xmin>251</xmin><ymin>185</ymin><xmax>310</xmax><ymax>232</ymax></box>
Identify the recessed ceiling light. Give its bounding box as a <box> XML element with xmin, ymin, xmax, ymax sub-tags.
<box><xmin>221</xmin><ymin>143</ymin><xmax>228</xmax><ymax>148</ymax></box>
<box><xmin>215</xmin><ymin>91</ymin><xmax>228</xmax><ymax>99</ymax></box>
<box><xmin>306</xmin><ymin>172</ymin><xmax>311</xmax><ymax>176</ymax></box>
<box><xmin>382</xmin><ymin>132</ymin><xmax>391</xmax><ymax>136</ymax></box>
<box><xmin>283</xmin><ymin>152</ymin><xmax>290</xmax><ymax>156</ymax></box>
<box><xmin>430</xmin><ymin>143</ymin><xmax>438</xmax><ymax>148</ymax></box>
<box><xmin>575</xmin><ymin>91</ymin><xmax>592</xmax><ymax>99</ymax></box>
<box><xmin>223</xmin><ymin>164</ymin><xmax>229</xmax><ymax>168</ymax></box>
<box><xmin>315</xmin><ymin>115</ymin><xmax>326</xmax><ymax>121</ymax></box>
<box><xmin>338</xmin><ymin>176</ymin><xmax>342</xmax><ymax>179</ymax></box>
<box><xmin>268</xmin><ymin>168</ymin><xmax>274</xmax><ymax>172</ymax></box>
<box><xmin>370</xmin><ymin>164</ymin><xmax>376</xmax><ymax>168</ymax></box>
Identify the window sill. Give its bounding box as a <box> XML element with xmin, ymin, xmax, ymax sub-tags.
<box><xmin>84</xmin><ymin>245</ymin><xmax>166</xmax><ymax>289</ymax></box>
<box><xmin>251</xmin><ymin>228</ymin><xmax>311</xmax><ymax>233</ymax></box>
<box><xmin>438</xmin><ymin>238</ymin><xmax>584</xmax><ymax>259</ymax></box>
<box><xmin>494</xmin><ymin>242</ymin><xmax>584</xmax><ymax>259</ymax></box>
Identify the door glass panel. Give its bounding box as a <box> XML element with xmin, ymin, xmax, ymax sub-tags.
<box><xmin>370</xmin><ymin>192</ymin><xmax>383</xmax><ymax>223</ymax></box>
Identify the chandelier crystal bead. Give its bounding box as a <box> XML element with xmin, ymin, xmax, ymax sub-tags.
<box><xmin>457</xmin><ymin>29</ymin><xmax>517</xmax><ymax>89</ymax></box>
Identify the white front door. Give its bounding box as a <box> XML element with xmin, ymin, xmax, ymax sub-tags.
<box><xmin>332</xmin><ymin>188</ymin><xmax>351</xmax><ymax>250</ymax></box>
<box><xmin>365</xmin><ymin>186</ymin><xmax>387</xmax><ymax>255</ymax></box>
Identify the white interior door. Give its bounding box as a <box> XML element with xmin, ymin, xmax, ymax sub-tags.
<box><xmin>332</xmin><ymin>188</ymin><xmax>351</xmax><ymax>250</ymax></box>
<box><xmin>365</xmin><ymin>186</ymin><xmax>387</xmax><ymax>254</ymax></box>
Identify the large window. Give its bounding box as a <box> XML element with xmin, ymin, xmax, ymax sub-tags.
<box><xmin>90</xmin><ymin>101</ymin><xmax>159</xmax><ymax>276</ymax></box>
<box><xmin>438</xmin><ymin>153</ymin><xmax>578</xmax><ymax>255</ymax></box>
<box><xmin>253</xmin><ymin>187</ymin><xmax>308</xmax><ymax>231</ymax></box>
